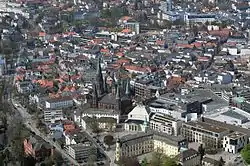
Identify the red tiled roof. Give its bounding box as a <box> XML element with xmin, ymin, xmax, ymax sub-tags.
<box><xmin>39</xmin><ymin>32</ymin><xmax>46</xmax><ymax>37</ymax></box>
<box><xmin>121</xmin><ymin>28</ymin><xmax>132</xmax><ymax>33</ymax></box>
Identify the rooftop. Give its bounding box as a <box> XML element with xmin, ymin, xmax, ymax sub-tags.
<box><xmin>119</xmin><ymin>130</ymin><xmax>186</xmax><ymax>147</ymax></box>
<box><xmin>226</xmin><ymin>131</ymin><xmax>246</xmax><ymax>139</ymax></box>
<box><xmin>185</xmin><ymin>119</ymin><xmax>228</xmax><ymax>133</ymax></box>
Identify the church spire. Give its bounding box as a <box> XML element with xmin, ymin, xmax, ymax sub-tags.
<box><xmin>116</xmin><ymin>84</ymin><xmax>122</xmax><ymax>112</ymax></box>
<box><xmin>103</xmin><ymin>76</ymin><xmax>108</xmax><ymax>93</ymax></box>
<box><xmin>96</xmin><ymin>56</ymin><xmax>104</xmax><ymax>95</ymax></box>
<box><xmin>125</xmin><ymin>80</ymin><xmax>130</xmax><ymax>96</ymax></box>
<box><xmin>92</xmin><ymin>82</ymin><xmax>98</xmax><ymax>108</ymax></box>
<box><xmin>116</xmin><ymin>84</ymin><xmax>121</xmax><ymax>100</ymax></box>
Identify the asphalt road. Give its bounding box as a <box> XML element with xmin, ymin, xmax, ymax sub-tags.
<box><xmin>11</xmin><ymin>99</ymin><xmax>80</xmax><ymax>166</ymax></box>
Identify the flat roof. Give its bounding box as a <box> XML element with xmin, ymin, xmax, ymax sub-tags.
<box><xmin>222</xmin><ymin>109</ymin><xmax>247</xmax><ymax>120</ymax></box>
<box><xmin>199</xmin><ymin>117</ymin><xmax>250</xmax><ymax>136</ymax></box>
<box><xmin>226</xmin><ymin>132</ymin><xmax>246</xmax><ymax>139</ymax></box>
<box><xmin>185</xmin><ymin>120</ymin><xmax>228</xmax><ymax>133</ymax></box>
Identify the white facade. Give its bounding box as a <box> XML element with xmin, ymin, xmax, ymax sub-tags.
<box><xmin>184</xmin><ymin>13</ymin><xmax>216</xmax><ymax>24</ymax></box>
<box><xmin>149</xmin><ymin>113</ymin><xmax>182</xmax><ymax>136</ymax></box>
<box><xmin>65</xmin><ymin>134</ymin><xmax>77</xmax><ymax>146</ymax></box>
<box><xmin>43</xmin><ymin>109</ymin><xmax>64</xmax><ymax>123</ymax></box>
<box><xmin>149</xmin><ymin>106</ymin><xmax>197</xmax><ymax>122</ymax></box>
<box><xmin>128</xmin><ymin>105</ymin><xmax>150</xmax><ymax>121</ymax></box>
<box><xmin>223</xmin><ymin>132</ymin><xmax>248</xmax><ymax>154</ymax></box>
<box><xmin>45</xmin><ymin>97</ymin><xmax>74</xmax><ymax>109</ymax></box>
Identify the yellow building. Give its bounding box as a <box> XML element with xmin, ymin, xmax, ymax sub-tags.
<box><xmin>115</xmin><ymin>131</ymin><xmax>187</xmax><ymax>163</ymax></box>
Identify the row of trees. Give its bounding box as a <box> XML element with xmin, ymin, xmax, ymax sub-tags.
<box><xmin>119</xmin><ymin>151</ymin><xmax>178</xmax><ymax>166</ymax></box>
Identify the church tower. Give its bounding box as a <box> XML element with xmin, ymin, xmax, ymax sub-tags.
<box><xmin>103</xmin><ymin>76</ymin><xmax>108</xmax><ymax>93</ymax></box>
<box><xmin>96</xmin><ymin>57</ymin><xmax>104</xmax><ymax>95</ymax></box>
<box><xmin>92</xmin><ymin>82</ymin><xmax>98</xmax><ymax>108</ymax></box>
<box><xmin>125</xmin><ymin>80</ymin><xmax>130</xmax><ymax>97</ymax></box>
<box><xmin>116</xmin><ymin>85</ymin><xmax>122</xmax><ymax>112</ymax></box>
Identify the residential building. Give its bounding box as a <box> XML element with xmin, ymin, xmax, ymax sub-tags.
<box><xmin>43</xmin><ymin>109</ymin><xmax>63</xmax><ymax>123</ymax></box>
<box><xmin>23</xmin><ymin>135</ymin><xmax>54</xmax><ymax>161</ymax></box>
<box><xmin>149</xmin><ymin>112</ymin><xmax>182</xmax><ymax>136</ymax></box>
<box><xmin>132</xmin><ymin>70</ymin><xmax>167</xmax><ymax>100</ymax></box>
<box><xmin>16</xmin><ymin>81</ymin><xmax>33</xmax><ymax>94</ymax></box>
<box><xmin>223</xmin><ymin>132</ymin><xmax>248</xmax><ymax>154</ymax></box>
<box><xmin>45</xmin><ymin>96</ymin><xmax>74</xmax><ymax>109</ymax></box>
<box><xmin>63</xmin><ymin>120</ymin><xmax>76</xmax><ymax>132</ymax></box>
<box><xmin>184</xmin><ymin>13</ymin><xmax>216</xmax><ymax>25</ymax></box>
<box><xmin>177</xmin><ymin>148</ymin><xmax>200</xmax><ymax>166</ymax></box>
<box><xmin>115</xmin><ymin>130</ymin><xmax>187</xmax><ymax>163</ymax></box>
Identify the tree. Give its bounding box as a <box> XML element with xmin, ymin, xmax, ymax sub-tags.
<box><xmin>241</xmin><ymin>144</ymin><xmax>250</xmax><ymax>164</ymax></box>
<box><xmin>218</xmin><ymin>156</ymin><xmax>225</xmax><ymax>166</ymax></box>
<box><xmin>198</xmin><ymin>144</ymin><xmax>205</xmax><ymax>165</ymax></box>
<box><xmin>150</xmin><ymin>151</ymin><xmax>165</xmax><ymax>166</ymax></box>
<box><xmin>141</xmin><ymin>157</ymin><xmax>148</xmax><ymax>166</ymax></box>
<box><xmin>89</xmin><ymin>118</ymin><xmax>102</xmax><ymax>136</ymax></box>
<box><xmin>163</xmin><ymin>156</ymin><xmax>178</xmax><ymax>166</ymax></box>
<box><xmin>119</xmin><ymin>156</ymin><xmax>140</xmax><ymax>166</ymax></box>
<box><xmin>103</xmin><ymin>135</ymin><xmax>114</xmax><ymax>149</ymax></box>
<box><xmin>87</xmin><ymin>154</ymin><xmax>97</xmax><ymax>166</ymax></box>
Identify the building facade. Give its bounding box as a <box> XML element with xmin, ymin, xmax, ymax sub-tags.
<box><xmin>23</xmin><ymin>135</ymin><xmax>54</xmax><ymax>161</ymax></box>
<box><xmin>181</xmin><ymin>118</ymin><xmax>229</xmax><ymax>149</ymax></box>
<box><xmin>115</xmin><ymin>131</ymin><xmax>187</xmax><ymax>163</ymax></box>
<box><xmin>223</xmin><ymin>132</ymin><xmax>248</xmax><ymax>154</ymax></box>
<box><xmin>45</xmin><ymin>96</ymin><xmax>74</xmax><ymax>109</ymax></box>
<box><xmin>43</xmin><ymin>109</ymin><xmax>63</xmax><ymax>123</ymax></box>
<box><xmin>68</xmin><ymin>143</ymin><xmax>97</xmax><ymax>162</ymax></box>
<box><xmin>149</xmin><ymin>112</ymin><xmax>182</xmax><ymax>136</ymax></box>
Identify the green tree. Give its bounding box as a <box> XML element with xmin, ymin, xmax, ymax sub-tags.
<box><xmin>150</xmin><ymin>151</ymin><xmax>165</xmax><ymax>166</ymax></box>
<box><xmin>89</xmin><ymin>118</ymin><xmax>102</xmax><ymax>136</ymax></box>
<box><xmin>141</xmin><ymin>157</ymin><xmax>148</xmax><ymax>166</ymax></box>
<box><xmin>53</xmin><ymin>151</ymin><xmax>64</xmax><ymax>166</ymax></box>
<box><xmin>103</xmin><ymin>135</ymin><xmax>114</xmax><ymax>149</ymax></box>
<box><xmin>163</xmin><ymin>156</ymin><xmax>178</xmax><ymax>166</ymax></box>
<box><xmin>101</xmin><ymin>9</ymin><xmax>111</xmax><ymax>18</ymax></box>
<box><xmin>119</xmin><ymin>156</ymin><xmax>140</xmax><ymax>166</ymax></box>
<box><xmin>241</xmin><ymin>144</ymin><xmax>250</xmax><ymax>164</ymax></box>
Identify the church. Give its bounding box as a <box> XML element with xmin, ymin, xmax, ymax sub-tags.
<box><xmin>90</xmin><ymin>57</ymin><xmax>133</xmax><ymax>115</ymax></box>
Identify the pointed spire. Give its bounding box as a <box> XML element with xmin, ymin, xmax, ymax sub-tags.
<box><xmin>125</xmin><ymin>80</ymin><xmax>130</xmax><ymax>96</ymax></box>
<box><xmin>103</xmin><ymin>76</ymin><xmax>107</xmax><ymax>93</ymax></box>
<box><xmin>96</xmin><ymin>56</ymin><xmax>101</xmax><ymax>75</ymax></box>
<box><xmin>93</xmin><ymin>82</ymin><xmax>98</xmax><ymax>98</ymax></box>
<box><xmin>96</xmin><ymin>56</ymin><xmax>104</xmax><ymax>95</ymax></box>
<box><xmin>92</xmin><ymin>82</ymin><xmax>98</xmax><ymax>108</ymax></box>
<box><xmin>116</xmin><ymin>84</ymin><xmax>120</xmax><ymax>100</ymax></box>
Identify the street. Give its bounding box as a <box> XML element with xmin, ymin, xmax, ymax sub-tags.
<box><xmin>11</xmin><ymin>99</ymin><xmax>80</xmax><ymax>166</ymax></box>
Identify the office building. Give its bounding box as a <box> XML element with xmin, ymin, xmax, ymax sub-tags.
<box><xmin>44</xmin><ymin>109</ymin><xmax>64</xmax><ymax>123</ymax></box>
<box><xmin>149</xmin><ymin>112</ymin><xmax>182</xmax><ymax>136</ymax></box>
<box><xmin>223</xmin><ymin>132</ymin><xmax>248</xmax><ymax>154</ymax></box>
<box><xmin>181</xmin><ymin>118</ymin><xmax>229</xmax><ymax>149</ymax></box>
